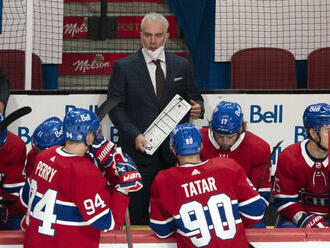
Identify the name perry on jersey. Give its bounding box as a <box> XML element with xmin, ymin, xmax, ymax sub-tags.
<box><xmin>35</xmin><ymin>161</ymin><xmax>57</xmax><ymax>183</ymax></box>
<box><xmin>181</xmin><ymin>177</ymin><xmax>217</xmax><ymax>198</ymax></box>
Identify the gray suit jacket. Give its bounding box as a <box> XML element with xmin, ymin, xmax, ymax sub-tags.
<box><xmin>108</xmin><ymin>49</ymin><xmax>204</xmax><ymax>165</ymax></box>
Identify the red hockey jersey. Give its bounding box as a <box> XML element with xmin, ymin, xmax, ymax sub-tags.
<box><xmin>20</xmin><ymin>146</ymin><xmax>129</xmax><ymax>248</ymax></box>
<box><xmin>25</xmin><ymin>146</ymin><xmax>38</xmax><ymax>178</ymax></box>
<box><xmin>200</xmin><ymin>128</ymin><xmax>271</xmax><ymax>201</ymax></box>
<box><xmin>149</xmin><ymin>157</ymin><xmax>266</xmax><ymax>248</ymax></box>
<box><xmin>272</xmin><ymin>139</ymin><xmax>328</xmax><ymax>221</ymax></box>
<box><xmin>0</xmin><ymin>131</ymin><xmax>26</xmax><ymax>218</ymax></box>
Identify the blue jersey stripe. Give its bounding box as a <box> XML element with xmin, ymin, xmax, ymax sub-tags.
<box><xmin>239</xmin><ymin>198</ymin><xmax>266</xmax><ymax>218</ymax></box>
<box><xmin>149</xmin><ymin>218</ymin><xmax>175</xmax><ymax>237</ymax></box>
<box><xmin>20</xmin><ymin>181</ymin><xmax>30</xmax><ymax>207</ymax></box>
<box><xmin>273</xmin><ymin>195</ymin><xmax>299</xmax><ymax>209</ymax></box>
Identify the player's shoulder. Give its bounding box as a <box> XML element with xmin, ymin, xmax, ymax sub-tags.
<box><xmin>278</xmin><ymin>141</ymin><xmax>301</xmax><ymax>159</ymax></box>
<box><xmin>155</xmin><ymin>166</ymin><xmax>176</xmax><ymax>180</ymax></box>
<box><xmin>244</xmin><ymin>131</ymin><xmax>269</xmax><ymax>147</ymax></box>
<box><xmin>7</xmin><ymin>131</ymin><xmax>26</xmax><ymax>146</ymax></box>
<box><xmin>199</xmin><ymin>127</ymin><xmax>209</xmax><ymax>137</ymax></box>
<box><xmin>35</xmin><ymin>146</ymin><xmax>59</xmax><ymax>160</ymax></box>
<box><xmin>2</xmin><ymin>131</ymin><xmax>26</xmax><ymax>155</ymax></box>
<box><xmin>208</xmin><ymin>157</ymin><xmax>243</xmax><ymax>174</ymax></box>
<box><xmin>49</xmin><ymin>147</ymin><xmax>100</xmax><ymax>176</ymax></box>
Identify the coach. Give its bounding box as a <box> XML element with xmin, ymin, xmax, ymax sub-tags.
<box><xmin>107</xmin><ymin>12</ymin><xmax>204</xmax><ymax>224</ymax></box>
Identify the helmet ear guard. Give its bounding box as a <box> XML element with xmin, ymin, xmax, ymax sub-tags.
<box><xmin>32</xmin><ymin>117</ymin><xmax>65</xmax><ymax>150</ymax></box>
<box><xmin>211</xmin><ymin>101</ymin><xmax>243</xmax><ymax>135</ymax></box>
<box><xmin>63</xmin><ymin>108</ymin><xmax>100</xmax><ymax>142</ymax></box>
<box><xmin>0</xmin><ymin>113</ymin><xmax>8</xmax><ymax>146</ymax></box>
<box><xmin>170</xmin><ymin>123</ymin><xmax>202</xmax><ymax>156</ymax></box>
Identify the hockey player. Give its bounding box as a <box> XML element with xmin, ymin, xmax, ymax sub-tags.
<box><xmin>272</xmin><ymin>103</ymin><xmax>330</xmax><ymax>228</ymax></box>
<box><xmin>149</xmin><ymin>123</ymin><xmax>266</xmax><ymax>248</ymax></box>
<box><xmin>20</xmin><ymin>108</ymin><xmax>143</xmax><ymax>248</ymax></box>
<box><xmin>0</xmin><ymin>113</ymin><xmax>26</xmax><ymax>230</ymax></box>
<box><xmin>200</xmin><ymin>101</ymin><xmax>271</xmax><ymax>213</ymax></box>
<box><xmin>25</xmin><ymin>117</ymin><xmax>65</xmax><ymax>178</ymax></box>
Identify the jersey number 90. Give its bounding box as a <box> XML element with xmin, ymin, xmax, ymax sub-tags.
<box><xmin>179</xmin><ymin>193</ymin><xmax>236</xmax><ymax>247</ymax></box>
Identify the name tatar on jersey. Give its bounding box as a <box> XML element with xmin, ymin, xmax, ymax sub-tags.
<box><xmin>181</xmin><ymin>177</ymin><xmax>217</xmax><ymax>198</ymax></box>
<box><xmin>34</xmin><ymin>161</ymin><xmax>57</xmax><ymax>183</ymax></box>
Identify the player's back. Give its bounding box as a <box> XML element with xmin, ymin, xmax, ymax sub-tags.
<box><xmin>24</xmin><ymin>146</ymin><xmax>107</xmax><ymax>248</ymax></box>
<box><xmin>151</xmin><ymin>157</ymin><xmax>261</xmax><ymax>248</ymax></box>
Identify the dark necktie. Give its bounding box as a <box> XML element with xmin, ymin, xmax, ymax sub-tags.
<box><xmin>152</xmin><ymin>59</ymin><xmax>165</xmax><ymax>103</ymax></box>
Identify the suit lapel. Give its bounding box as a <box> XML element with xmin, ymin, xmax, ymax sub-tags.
<box><xmin>135</xmin><ymin>49</ymin><xmax>159</xmax><ymax>105</ymax></box>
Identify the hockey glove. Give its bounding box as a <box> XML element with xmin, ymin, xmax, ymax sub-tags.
<box><xmin>90</xmin><ymin>135</ymin><xmax>117</xmax><ymax>168</ymax></box>
<box><xmin>114</xmin><ymin>152</ymin><xmax>143</xmax><ymax>193</ymax></box>
<box><xmin>0</xmin><ymin>203</ymin><xmax>8</xmax><ymax>225</ymax></box>
<box><xmin>298</xmin><ymin>214</ymin><xmax>328</xmax><ymax>228</ymax></box>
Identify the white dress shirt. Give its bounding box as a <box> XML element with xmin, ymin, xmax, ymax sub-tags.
<box><xmin>141</xmin><ymin>48</ymin><xmax>166</xmax><ymax>95</ymax></box>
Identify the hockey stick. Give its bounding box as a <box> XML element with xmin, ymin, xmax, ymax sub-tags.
<box><xmin>124</xmin><ymin>207</ymin><xmax>134</xmax><ymax>248</ymax></box>
<box><xmin>255</xmin><ymin>140</ymin><xmax>283</xmax><ymax>228</ymax></box>
<box><xmin>95</xmin><ymin>95</ymin><xmax>120</xmax><ymax>121</ymax></box>
<box><xmin>256</xmin><ymin>140</ymin><xmax>283</xmax><ymax>191</ymax></box>
<box><xmin>0</xmin><ymin>106</ymin><xmax>32</xmax><ymax>136</ymax></box>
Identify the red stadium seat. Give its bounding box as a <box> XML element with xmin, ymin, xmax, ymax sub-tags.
<box><xmin>0</xmin><ymin>49</ymin><xmax>43</xmax><ymax>89</ymax></box>
<box><xmin>307</xmin><ymin>47</ymin><xmax>330</xmax><ymax>89</ymax></box>
<box><xmin>230</xmin><ymin>47</ymin><xmax>297</xmax><ymax>89</ymax></box>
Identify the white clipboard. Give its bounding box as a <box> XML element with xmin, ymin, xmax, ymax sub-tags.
<box><xmin>143</xmin><ymin>94</ymin><xmax>191</xmax><ymax>155</ymax></box>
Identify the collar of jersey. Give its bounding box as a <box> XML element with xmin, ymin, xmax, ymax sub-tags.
<box><xmin>56</xmin><ymin>147</ymin><xmax>81</xmax><ymax>157</ymax></box>
<box><xmin>301</xmin><ymin>139</ymin><xmax>328</xmax><ymax>168</ymax></box>
<box><xmin>208</xmin><ymin>128</ymin><xmax>245</xmax><ymax>152</ymax></box>
<box><xmin>179</xmin><ymin>161</ymin><xmax>208</xmax><ymax>168</ymax></box>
